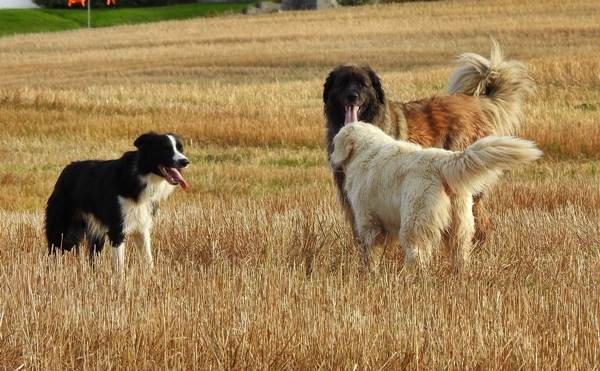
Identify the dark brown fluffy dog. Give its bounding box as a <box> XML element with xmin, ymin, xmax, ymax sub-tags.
<box><xmin>324</xmin><ymin>41</ymin><xmax>535</xmax><ymax>241</ymax></box>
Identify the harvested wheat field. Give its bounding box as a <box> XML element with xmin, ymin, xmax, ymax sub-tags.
<box><xmin>1</xmin><ymin>0</ymin><xmax>599</xmax><ymax>369</ymax></box>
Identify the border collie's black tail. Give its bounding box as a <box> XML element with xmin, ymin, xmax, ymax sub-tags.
<box><xmin>45</xmin><ymin>171</ymin><xmax>85</xmax><ymax>254</ymax></box>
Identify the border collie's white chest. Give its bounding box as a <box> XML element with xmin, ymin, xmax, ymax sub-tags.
<box><xmin>119</xmin><ymin>174</ymin><xmax>175</xmax><ymax>234</ymax></box>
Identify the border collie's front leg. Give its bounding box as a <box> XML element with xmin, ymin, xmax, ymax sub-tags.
<box><xmin>108</xmin><ymin>230</ymin><xmax>126</xmax><ymax>276</ymax></box>
<box><xmin>132</xmin><ymin>230</ymin><xmax>154</xmax><ymax>271</ymax></box>
<box><xmin>110</xmin><ymin>243</ymin><xmax>126</xmax><ymax>276</ymax></box>
<box><xmin>87</xmin><ymin>235</ymin><xmax>105</xmax><ymax>267</ymax></box>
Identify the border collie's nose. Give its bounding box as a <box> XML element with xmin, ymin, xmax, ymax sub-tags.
<box><xmin>178</xmin><ymin>158</ymin><xmax>189</xmax><ymax>168</ymax></box>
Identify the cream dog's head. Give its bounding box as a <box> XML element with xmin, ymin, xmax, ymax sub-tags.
<box><xmin>329</xmin><ymin>123</ymin><xmax>357</xmax><ymax>172</ymax></box>
<box><xmin>330</xmin><ymin>122</ymin><xmax>397</xmax><ymax>172</ymax></box>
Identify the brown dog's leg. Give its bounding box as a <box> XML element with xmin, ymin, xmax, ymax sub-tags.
<box><xmin>472</xmin><ymin>194</ymin><xmax>491</xmax><ymax>242</ymax></box>
<box><xmin>341</xmin><ymin>199</ymin><xmax>356</xmax><ymax>235</ymax></box>
<box><xmin>333</xmin><ymin>170</ymin><xmax>358</xmax><ymax>234</ymax></box>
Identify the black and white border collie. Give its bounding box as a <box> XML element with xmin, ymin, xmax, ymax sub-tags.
<box><xmin>45</xmin><ymin>132</ymin><xmax>189</xmax><ymax>275</ymax></box>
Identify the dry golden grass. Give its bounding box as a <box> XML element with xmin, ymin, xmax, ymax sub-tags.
<box><xmin>1</xmin><ymin>0</ymin><xmax>599</xmax><ymax>369</ymax></box>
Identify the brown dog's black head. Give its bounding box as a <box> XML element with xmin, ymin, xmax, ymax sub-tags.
<box><xmin>323</xmin><ymin>64</ymin><xmax>388</xmax><ymax>215</ymax></box>
<box><xmin>323</xmin><ymin>63</ymin><xmax>387</xmax><ymax>136</ymax></box>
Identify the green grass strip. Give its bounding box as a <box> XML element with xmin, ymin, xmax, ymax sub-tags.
<box><xmin>0</xmin><ymin>3</ymin><xmax>256</xmax><ymax>37</ymax></box>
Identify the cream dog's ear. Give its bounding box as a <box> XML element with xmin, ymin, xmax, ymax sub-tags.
<box><xmin>330</xmin><ymin>130</ymin><xmax>354</xmax><ymax>169</ymax></box>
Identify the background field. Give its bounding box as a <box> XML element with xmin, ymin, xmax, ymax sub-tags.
<box><xmin>1</xmin><ymin>0</ymin><xmax>599</xmax><ymax>369</ymax></box>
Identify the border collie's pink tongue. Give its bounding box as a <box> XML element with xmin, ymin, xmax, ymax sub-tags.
<box><xmin>344</xmin><ymin>105</ymin><xmax>359</xmax><ymax>126</ymax></box>
<box><xmin>159</xmin><ymin>166</ymin><xmax>188</xmax><ymax>191</ymax></box>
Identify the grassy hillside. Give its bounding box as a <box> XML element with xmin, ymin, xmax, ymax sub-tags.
<box><xmin>0</xmin><ymin>2</ymin><xmax>254</xmax><ymax>37</ymax></box>
<box><xmin>0</xmin><ymin>8</ymin><xmax>81</xmax><ymax>36</ymax></box>
<box><xmin>0</xmin><ymin>0</ymin><xmax>599</xmax><ymax>369</ymax></box>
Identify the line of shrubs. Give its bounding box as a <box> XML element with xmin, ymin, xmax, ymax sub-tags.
<box><xmin>34</xmin><ymin>0</ymin><xmax>432</xmax><ymax>9</ymax></box>
<box><xmin>32</xmin><ymin>0</ymin><xmax>199</xmax><ymax>8</ymax></box>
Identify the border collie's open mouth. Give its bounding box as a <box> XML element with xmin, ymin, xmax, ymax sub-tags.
<box><xmin>158</xmin><ymin>165</ymin><xmax>188</xmax><ymax>191</ymax></box>
<box><xmin>344</xmin><ymin>105</ymin><xmax>360</xmax><ymax>126</ymax></box>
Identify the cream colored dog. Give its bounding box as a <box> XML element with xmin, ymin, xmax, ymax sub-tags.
<box><xmin>329</xmin><ymin>122</ymin><xmax>542</xmax><ymax>272</ymax></box>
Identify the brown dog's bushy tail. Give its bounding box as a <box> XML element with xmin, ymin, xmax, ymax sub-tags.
<box><xmin>440</xmin><ymin>136</ymin><xmax>542</xmax><ymax>195</ymax></box>
<box><xmin>447</xmin><ymin>39</ymin><xmax>535</xmax><ymax>136</ymax></box>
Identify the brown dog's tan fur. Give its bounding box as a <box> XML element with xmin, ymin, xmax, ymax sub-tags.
<box><xmin>324</xmin><ymin>41</ymin><xmax>534</xmax><ymax>241</ymax></box>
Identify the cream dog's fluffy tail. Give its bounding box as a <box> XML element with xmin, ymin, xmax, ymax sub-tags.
<box><xmin>440</xmin><ymin>136</ymin><xmax>542</xmax><ymax>195</ymax></box>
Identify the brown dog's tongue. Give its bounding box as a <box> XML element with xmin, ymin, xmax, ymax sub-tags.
<box><xmin>344</xmin><ymin>105</ymin><xmax>359</xmax><ymax>126</ymax></box>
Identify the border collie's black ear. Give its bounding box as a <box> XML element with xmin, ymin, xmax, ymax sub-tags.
<box><xmin>368</xmin><ymin>68</ymin><xmax>386</xmax><ymax>105</ymax></box>
<box><xmin>134</xmin><ymin>131</ymin><xmax>158</xmax><ymax>149</ymax></box>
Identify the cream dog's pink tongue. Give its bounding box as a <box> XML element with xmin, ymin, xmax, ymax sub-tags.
<box><xmin>344</xmin><ymin>105</ymin><xmax>359</xmax><ymax>126</ymax></box>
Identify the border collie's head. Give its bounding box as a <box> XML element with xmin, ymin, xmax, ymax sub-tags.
<box><xmin>134</xmin><ymin>132</ymin><xmax>190</xmax><ymax>190</ymax></box>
